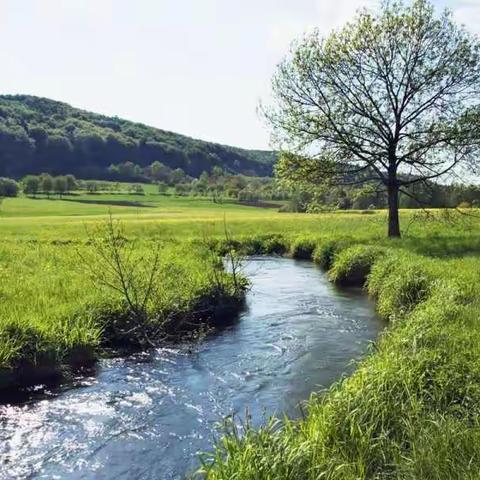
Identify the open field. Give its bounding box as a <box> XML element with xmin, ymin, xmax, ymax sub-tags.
<box><xmin>2</xmin><ymin>193</ymin><xmax>480</xmax><ymax>478</ymax></box>
<box><xmin>2</xmin><ymin>194</ymin><xmax>480</xmax><ymax>259</ymax></box>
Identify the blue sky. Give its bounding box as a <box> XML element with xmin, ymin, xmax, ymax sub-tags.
<box><xmin>0</xmin><ymin>0</ymin><xmax>478</xmax><ymax>149</ymax></box>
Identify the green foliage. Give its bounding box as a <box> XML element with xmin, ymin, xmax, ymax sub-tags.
<box><xmin>0</xmin><ymin>95</ymin><xmax>276</xmax><ymax>179</ymax></box>
<box><xmin>277</xmin><ymin>172</ymin><xmax>480</xmax><ymax>212</ymax></box>
<box><xmin>40</xmin><ymin>173</ymin><xmax>53</xmax><ymax>196</ymax></box>
<box><xmin>352</xmin><ymin>185</ymin><xmax>379</xmax><ymax>210</ymax></box>
<box><xmin>22</xmin><ymin>175</ymin><xmax>40</xmax><ymax>196</ymax></box>
<box><xmin>328</xmin><ymin>245</ymin><xmax>386</xmax><ymax>286</ymax></box>
<box><xmin>0</xmin><ymin>177</ymin><xmax>18</xmax><ymax>197</ymax></box>
<box><xmin>210</xmin><ymin>233</ymin><xmax>290</xmax><ymax>258</ymax></box>
<box><xmin>174</xmin><ymin>183</ymin><xmax>190</xmax><ymax>196</ymax></box>
<box><xmin>21</xmin><ymin>174</ymin><xmax>76</xmax><ymax>197</ymax></box>
<box><xmin>367</xmin><ymin>252</ymin><xmax>435</xmax><ymax>319</ymax></box>
<box><xmin>53</xmin><ymin>176</ymin><xmax>67</xmax><ymax>196</ymax></box>
<box><xmin>260</xmin><ymin>234</ymin><xmax>289</xmax><ymax>255</ymax></box>
<box><xmin>85</xmin><ymin>180</ymin><xmax>98</xmax><ymax>193</ymax></box>
<box><xmin>65</xmin><ymin>174</ymin><xmax>77</xmax><ymax>191</ymax></box>
<box><xmin>289</xmin><ymin>236</ymin><xmax>317</xmax><ymax>259</ymax></box>
<box><xmin>129</xmin><ymin>183</ymin><xmax>144</xmax><ymax>195</ymax></box>
<box><xmin>237</xmin><ymin>188</ymin><xmax>260</xmax><ymax>203</ymax></box>
<box><xmin>312</xmin><ymin>238</ymin><xmax>352</xmax><ymax>270</ymax></box>
<box><xmin>157</xmin><ymin>181</ymin><xmax>168</xmax><ymax>194</ymax></box>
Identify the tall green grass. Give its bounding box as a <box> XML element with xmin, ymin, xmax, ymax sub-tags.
<box><xmin>0</xmin><ymin>237</ymin><xmax>245</xmax><ymax>389</ymax></box>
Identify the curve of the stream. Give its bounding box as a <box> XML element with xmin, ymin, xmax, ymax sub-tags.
<box><xmin>0</xmin><ymin>257</ymin><xmax>384</xmax><ymax>480</ymax></box>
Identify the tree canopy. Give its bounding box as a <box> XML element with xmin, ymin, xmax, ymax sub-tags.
<box><xmin>269</xmin><ymin>0</ymin><xmax>480</xmax><ymax>236</ymax></box>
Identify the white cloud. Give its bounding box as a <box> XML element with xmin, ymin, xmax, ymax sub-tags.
<box><xmin>267</xmin><ymin>18</ymin><xmax>311</xmax><ymax>55</ymax></box>
<box><xmin>267</xmin><ymin>0</ymin><xmax>379</xmax><ymax>56</ymax></box>
<box><xmin>315</xmin><ymin>0</ymin><xmax>378</xmax><ymax>33</ymax></box>
<box><xmin>452</xmin><ymin>0</ymin><xmax>480</xmax><ymax>34</ymax></box>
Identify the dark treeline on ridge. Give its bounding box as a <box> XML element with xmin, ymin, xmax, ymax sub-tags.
<box><xmin>0</xmin><ymin>95</ymin><xmax>276</xmax><ymax>180</ymax></box>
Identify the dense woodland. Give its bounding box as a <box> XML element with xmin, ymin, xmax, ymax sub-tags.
<box><xmin>0</xmin><ymin>95</ymin><xmax>275</xmax><ymax>179</ymax></box>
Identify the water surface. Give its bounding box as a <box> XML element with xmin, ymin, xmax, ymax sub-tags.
<box><xmin>0</xmin><ymin>257</ymin><xmax>383</xmax><ymax>479</ymax></box>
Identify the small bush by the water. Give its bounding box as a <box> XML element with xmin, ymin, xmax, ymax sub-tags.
<box><xmin>312</xmin><ymin>238</ymin><xmax>351</xmax><ymax>270</ymax></box>
<box><xmin>215</xmin><ymin>234</ymin><xmax>289</xmax><ymax>256</ymax></box>
<box><xmin>261</xmin><ymin>234</ymin><xmax>289</xmax><ymax>255</ymax></box>
<box><xmin>368</xmin><ymin>252</ymin><xmax>435</xmax><ymax>319</ymax></box>
<box><xmin>328</xmin><ymin>245</ymin><xmax>385</xmax><ymax>286</ymax></box>
<box><xmin>289</xmin><ymin>236</ymin><xmax>317</xmax><ymax>259</ymax></box>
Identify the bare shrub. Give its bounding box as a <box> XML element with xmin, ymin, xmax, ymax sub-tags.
<box><xmin>78</xmin><ymin>213</ymin><xmax>162</xmax><ymax>347</ymax></box>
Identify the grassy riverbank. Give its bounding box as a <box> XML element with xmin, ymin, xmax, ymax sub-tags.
<box><xmin>201</xmin><ymin>237</ymin><xmax>480</xmax><ymax>479</ymax></box>
<box><xmin>0</xmin><ymin>229</ymin><xmax>246</xmax><ymax>391</ymax></box>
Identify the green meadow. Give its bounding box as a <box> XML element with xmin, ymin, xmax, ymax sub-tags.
<box><xmin>2</xmin><ymin>191</ymin><xmax>480</xmax><ymax>478</ymax></box>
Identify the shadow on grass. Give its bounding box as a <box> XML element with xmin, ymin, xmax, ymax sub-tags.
<box><xmin>390</xmin><ymin>235</ymin><xmax>480</xmax><ymax>258</ymax></box>
<box><xmin>32</xmin><ymin>197</ymin><xmax>155</xmax><ymax>208</ymax></box>
<box><xmin>63</xmin><ymin>198</ymin><xmax>155</xmax><ymax>208</ymax></box>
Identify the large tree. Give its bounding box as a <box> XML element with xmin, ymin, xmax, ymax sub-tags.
<box><xmin>267</xmin><ymin>0</ymin><xmax>480</xmax><ymax>237</ymax></box>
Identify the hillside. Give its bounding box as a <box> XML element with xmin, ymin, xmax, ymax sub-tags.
<box><xmin>0</xmin><ymin>95</ymin><xmax>276</xmax><ymax>179</ymax></box>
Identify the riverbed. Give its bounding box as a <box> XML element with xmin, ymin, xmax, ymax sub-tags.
<box><xmin>0</xmin><ymin>257</ymin><xmax>383</xmax><ymax>479</ymax></box>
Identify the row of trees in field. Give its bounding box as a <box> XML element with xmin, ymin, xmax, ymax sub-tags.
<box><xmin>286</xmin><ymin>182</ymin><xmax>480</xmax><ymax>213</ymax></box>
<box><xmin>0</xmin><ymin>169</ymin><xmax>286</xmax><ymax>203</ymax></box>
<box><xmin>163</xmin><ymin>163</ymin><xmax>480</xmax><ymax>208</ymax></box>
<box><xmin>0</xmin><ymin>174</ymin><xmax>147</xmax><ymax>198</ymax></box>
<box><xmin>106</xmin><ymin>160</ymin><xmax>189</xmax><ymax>184</ymax></box>
<box><xmin>3</xmin><ymin>167</ymin><xmax>480</xmax><ymax>211</ymax></box>
<box><xmin>22</xmin><ymin>173</ymin><xmax>77</xmax><ymax>197</ymax></box>
<box><xmin>167</xmin><ymin>166</ymin><xmax>288</xmax><ymax>203</ymax></box>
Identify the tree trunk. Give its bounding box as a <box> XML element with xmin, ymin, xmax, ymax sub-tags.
<box><xmin>387</xmin><ymin>183</ymin><xmax>401</xmax><ymax>238</ymax></box>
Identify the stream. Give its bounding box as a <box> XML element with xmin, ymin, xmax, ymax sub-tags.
<box><xmin>0</xmin><ymin>257</ymin><xmax>383</xmax><ymax>479</ymax></box>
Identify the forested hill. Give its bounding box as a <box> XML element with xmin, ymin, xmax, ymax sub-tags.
<box><xmin>0</xmin><ymin>95</ymin><xmax>276</xmax><ymax>179</ymax></box>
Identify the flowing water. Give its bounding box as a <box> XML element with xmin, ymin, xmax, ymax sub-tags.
<box><xmin>0</xmin><ymin>257</ymin><xmax>383</xmax><ymax>479</ymax></box>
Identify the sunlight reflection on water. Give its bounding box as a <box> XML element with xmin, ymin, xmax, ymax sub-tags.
<box><xmin>0</xmin><ymin>257</ymin><xmax>383</xmax><ymax>480</ymax></box>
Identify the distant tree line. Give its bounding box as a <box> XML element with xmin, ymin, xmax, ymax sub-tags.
<box><xmin>285</xmin><ymin>181</ymin><xmax>480</xmax><ymax>213</ymax></box>
<box><xmin>2</xmin><ymin>166</ymin><xmax>480</xmax><ymax>212</ymax></box>
<box><xmin>20</xmin><ymin>173</ymin><xmax>77</xmax><ymax>197</ymax></box>
<box><xmin>165</xmin><ymin>166</ymin><xmax>289</xmax><ymax>203</ymax></box>
<box><xmin>102</xmin><ymin>162</ymin><xmax>289</xmax><ymax>203</ymax></box>
<box><xmin>106</xmin><ymin>160</ymin><xmax>190</xmax><ymax>184</ymax></box>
